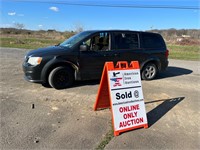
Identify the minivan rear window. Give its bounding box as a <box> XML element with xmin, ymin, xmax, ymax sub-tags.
<box><xmin>114</xmin><ymin>32</ymin><xmax>139</xmax><ymax>50</ymax></box>
<box><xmin>142</xmin><ymin>33</ymin><xmax>164</xmax><ymax>49</ymax></box>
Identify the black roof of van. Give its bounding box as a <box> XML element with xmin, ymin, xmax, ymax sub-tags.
<box><xmin>82</xmin><ymin>30</ymin><xmax>160</xmax><ymax>35</ymax></box>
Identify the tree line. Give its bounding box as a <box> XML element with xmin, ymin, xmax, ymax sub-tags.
<box><xmin>148</xmin><ymin>28</ymin><xmax>200</xmax><ymax>39</ymax></box>
<box><xmin>1</xmin><ymin>27</ymin><xmax>199</xmax><ymax>40</ymax></box>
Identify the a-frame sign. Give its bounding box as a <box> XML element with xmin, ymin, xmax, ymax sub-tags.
<box><xmin>94</xmin><ymin>61</ymin><xmax>148</xmax><ymax>136</ymax></box>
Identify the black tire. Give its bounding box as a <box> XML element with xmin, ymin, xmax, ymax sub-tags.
<box><xmin>141</xmin><ymin>63</ymin><xmax>158</xmax><ymax>80</ymax></box>
<box><xmin>42</xmin><ymin>82</ymin><xmax>51</xmax><ymax>88</ymax></box>
<box><xmin>48</xmin><ymin>66</ymin><xmax>74</xmax><ymax>89</ymax></box>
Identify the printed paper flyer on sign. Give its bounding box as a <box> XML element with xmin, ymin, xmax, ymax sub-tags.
<box><xmin>108</xmin><ymin>69</ymin><xmax>141</xmax><ymax>90</ymax></box>
<box><xmin>111</xmin><ymin>101</ymin><xmax>147</xmax><ymax>131</ymax></box>
<box><xmin>108</xmin><ymin>69</ymin><xmax>147</xmax><ymax>131</ymax></box>
<box><xmin>110</xmin><ymin>87</ymin><xmax>144</xmax><ymax>106</ymax></box>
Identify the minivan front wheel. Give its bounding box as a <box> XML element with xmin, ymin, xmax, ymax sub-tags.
<box><xmin>142</xmin><ymin>63</ymin><xmax>157</xmax><ymax>80</ymax></box>
<box><xmin>48</xmin><ymin>66</ymin><xmax>74</xmax><ymax>89</ymax></box>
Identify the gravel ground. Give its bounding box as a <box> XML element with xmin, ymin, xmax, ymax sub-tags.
<box><xmin>0</xmin><ymin>47</ymin><xmax>199</xmax><ymax>149</ymax></box>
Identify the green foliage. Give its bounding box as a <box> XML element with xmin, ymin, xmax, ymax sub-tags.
<box><xmin>0</xmin><ymin>28</ymin><xmax>199</xmax><ymax>61</ymax></box>
<box><xmin>0</xmin><ymin>37</ymin><xmax>62</xmax><ymax>49</ymax></box>
<box><xmin>95</xmin><ymin>128</ymin><xmax>114</xmax><ymax>150</ymax></box>
<box><xmin>168</xmin><ymin>44</ymin><xmax>200</xmax><ymax>60</ymax></box>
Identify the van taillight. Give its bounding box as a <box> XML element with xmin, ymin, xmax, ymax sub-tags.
<box><xmin>166</xmin><ymin>49</ymin><xmax>169</xmax><ymax>58</ymax></box>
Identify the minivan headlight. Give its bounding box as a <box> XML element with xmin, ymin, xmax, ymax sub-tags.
<box><xmin>27</xmin><ymin>57</ymin><xmax>42</xmax><ymax>66</ymax></box>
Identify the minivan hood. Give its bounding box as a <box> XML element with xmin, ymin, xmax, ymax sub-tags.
<box><xmin>27</xmin><ymin>46</ymin><xmax>69</xmax><ymax>57</ymax></box>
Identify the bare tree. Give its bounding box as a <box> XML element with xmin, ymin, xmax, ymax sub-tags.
<box><xmin>73</xmin><ymin>22</ymin><xmax>84</xmax><ymax>33</ymax></box>
<box><xmin>14</xmin><ymin>23</ymin><xmax>25</xmax><ymax>29</ymax></box>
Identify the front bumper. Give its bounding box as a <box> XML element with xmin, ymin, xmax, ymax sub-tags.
<box><xmin>22</xmin><ymin>62</ymin><xmax>43</xmax><ymax>83</ymax></box>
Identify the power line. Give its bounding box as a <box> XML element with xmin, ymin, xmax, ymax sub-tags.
<box><xmin>11</xmin><ymin>0</ymin><xmax>200</xmax><ymax>10</ymax></box>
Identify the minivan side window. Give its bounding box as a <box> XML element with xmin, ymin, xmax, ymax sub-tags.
<box><xmin>142</xmin><ymin>33</ymin><xmax>164</xmax><ymax>49</ymax></box>
<box><xmin>113</xmin><ymin>32</ymin><xmax>139</xmax><ymax>50</ymax></box>
<box><xmin>83</xmin><ymin>32</ymin><xmax>110</xmax><ymax>51</ymax></box>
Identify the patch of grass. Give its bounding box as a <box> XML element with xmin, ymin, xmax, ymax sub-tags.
<box><xmin>168</xmin><ymin>44</ymin><xmax>200</xmax><ymax>61</ymax></box>
<box><xmin>0</xmin><ymin>37</ymin><xmax>199</xmax><ymax>61</ymax></box>
<box><xmin>0</xmin><ymin>37</ymin><xmax>62</xmax><ymax>49</ymax></box>
<box><xmin>95</xmin><ymin>128</ymin><xmax>114</xmax><ymax>150</ymax></box>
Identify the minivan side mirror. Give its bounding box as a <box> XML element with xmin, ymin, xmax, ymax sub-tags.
<box><xmin>80</xmin><ymin>44</ymin><xmax>88</xmax><ymax>51</ymax></box>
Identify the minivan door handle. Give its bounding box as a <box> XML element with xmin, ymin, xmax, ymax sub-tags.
<box><xmin>103</xmin><ymin>54</ymin><xmax>111</xmax><ymax>57</ymax></box>
<box><xmin>103</xmin><ymin>53</ymin><xmax>120</xmax><ymax>57</ymax></box>
<box><xmin>114</xmin><ymin>53</ymin><xmax>120</xmax><ymax>57</ymax></box>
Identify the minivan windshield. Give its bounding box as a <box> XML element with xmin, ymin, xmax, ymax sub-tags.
<box><xmin>59</xmin><ymin>31</ymin><xmax>93</xmax><ymax>48</ymax></box>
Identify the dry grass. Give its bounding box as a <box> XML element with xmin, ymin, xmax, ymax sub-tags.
<box><xmin>0</xmin><ymin>28</ymin><xmax>199</xmax><ymax>60</ymax></box>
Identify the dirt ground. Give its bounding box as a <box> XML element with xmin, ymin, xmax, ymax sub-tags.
<box><xmin>0</xmin><ymin>47</ymin><xmax>199</xmax><ymax>149</ymax></box>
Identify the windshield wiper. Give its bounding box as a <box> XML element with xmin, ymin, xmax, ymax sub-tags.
<box><xmin>55</xmin><ymin>43</ymin><xmax>60</xmax><ymax>46</ymax></box>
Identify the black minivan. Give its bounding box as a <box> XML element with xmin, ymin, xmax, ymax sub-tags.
<box><xmin>23</xmin><ymin>30</ymin><xmax>169</xmax><ymax>89</ymax></box>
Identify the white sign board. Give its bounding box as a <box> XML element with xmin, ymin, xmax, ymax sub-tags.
<box><xmin>108</xmin><ymin>69</ymin><xmax>147</xmax><ymax>131</ymax></box>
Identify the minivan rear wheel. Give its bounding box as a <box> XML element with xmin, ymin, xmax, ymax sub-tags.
<box><xmin>48</xmin><ymin>66</ymin><xmax>74</xmax><ymax>89</ymax></box>
<box><xmin>142</xmin><ymin>63</ymin><xmax>157</xmax><ymax>80</ymax></box>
